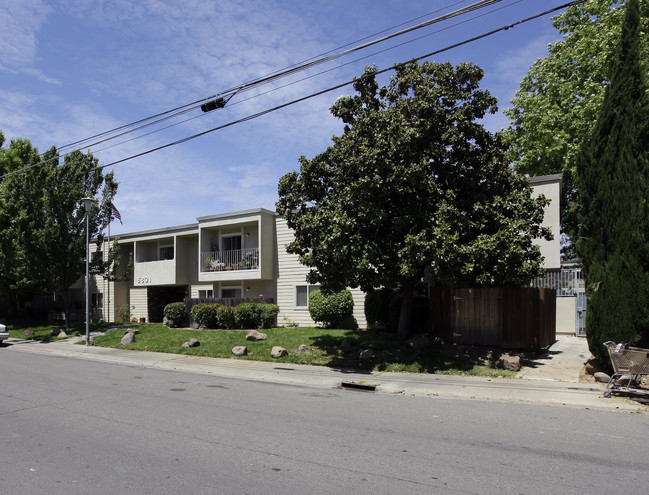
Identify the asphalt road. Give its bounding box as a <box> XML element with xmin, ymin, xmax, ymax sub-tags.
<box><xmin>2</xmin><ymin>349</ymin><xmax>648</xmax><ymax>494</ymax></box>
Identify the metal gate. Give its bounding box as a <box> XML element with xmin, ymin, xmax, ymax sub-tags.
<box><xmin>576</xmin><ymin>285</ymin><xmax>587</xmax><ymax>337</ymax></box>
<box><xmin>532</xmin><ymin>267</ymin><xmax>586</xmax><ymax>337</ymax></box>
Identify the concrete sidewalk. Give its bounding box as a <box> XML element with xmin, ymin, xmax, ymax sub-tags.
<box><xmin>517</xmin><ymin>335</ymin><xmax>591</xmax><ymax>382</ymax></box>
<box><xmin>4</xmin><ymin>335</ymin><xmax>647</xmax><ymax>413</ymax></box>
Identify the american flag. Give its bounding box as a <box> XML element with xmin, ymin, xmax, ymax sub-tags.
<box><xmin>111</xmin><ymin>203</ymin><xmax>123</xmax><ymax>224</ymax></box>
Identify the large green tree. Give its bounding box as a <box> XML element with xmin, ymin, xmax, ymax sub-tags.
<box><xmin>0</xmin><ymin>133</ymin><xmax>118</xmax><ymax>324</ymax></box>
<box><xmin>576</xmin><ymin>0</ymin><xmax>649</xmax><ymax>363</ymax></box>
<box><xmin>277</xmin><ymin>61</ymin><xmax>551</xmax><ymax>341</ymax></box>
<box><xmin>505</xmin><ymin>0</ymin><xmax>649</xmax><ymax>238</ymax></box>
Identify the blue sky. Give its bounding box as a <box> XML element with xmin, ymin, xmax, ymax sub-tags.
<box><xmin>1</xmin><ymin>0</ymin><xmax>570</xmax><ymax>235</ymax></box>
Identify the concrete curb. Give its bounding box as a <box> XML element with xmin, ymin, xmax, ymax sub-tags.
<box><xmin>4</xmin><ymin>337</ymin><xmax>648</xmax><ymax>414</ymax></box>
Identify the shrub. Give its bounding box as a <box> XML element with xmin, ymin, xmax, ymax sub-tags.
<box><xmin>163</xmin><ymin>302</ymin><xmax>188</xmax><ymax>328</ymax></box>
<box><xmin>308</xmin><ymin>289</ymin><xmax>354</xmax><ymax>328</ymax></box>
<box><xmin>217</xmin><ymin>305</ymin><xmax>236</xmax><ymax>329</ymax></box>
<box><xmin>259</xmin><ymin>304</ymin><xmax>280</xmax><ymax>329</ymax></box>
<box><xmin>364</xmin><ymin>288</ymin><xmax>394</xmax><ymax>328</ymax></box>
<box><xmin>234</xmin><ymin>303</ymin><xmax>262</xmax><ymax>329</ymax></box>
<box><xmin>116</xmin><ymin>304</ymin><xmax>131</xmax><ymax>322</ymax></box>
<box><xmin>190</xmin><ymin>303</ymin><xmax>220</xmax><ymax>329</ymax></box>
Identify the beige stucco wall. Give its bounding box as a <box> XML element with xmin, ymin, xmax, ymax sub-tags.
<box><xmin>556</xmin><ymin>296</ymin><xmax>576</xmax><ymax>336</ymax></box>
<box><xmin>530</xmin><ymin>174</ymin><xmax>562</xmax><ymax>270</ymax></box>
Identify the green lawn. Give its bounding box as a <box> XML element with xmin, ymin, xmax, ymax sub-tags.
<box><xmin>6</xmin><ymin>320</ymin><xmax>129</xmax><ymax>342</ymax></box>
<box><xmin>85</xmin><ymin>323</ymin><xmax>517</xmax><ymax>377</ymax></box>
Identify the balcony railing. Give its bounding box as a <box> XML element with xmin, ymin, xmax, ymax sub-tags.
<box><xmin>201</xmin><ymin>248</ymin><xmax>259</xmax><ymax>272</ymax></box>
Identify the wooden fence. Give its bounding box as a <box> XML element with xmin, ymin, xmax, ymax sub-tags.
<box><xmin>429</xmin><ymin>287</ymin><xmax>556</xmax><ymax>350</ymax></box>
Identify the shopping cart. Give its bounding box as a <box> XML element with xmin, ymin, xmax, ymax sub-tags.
<box><xmin>603</xmin><ymin>341</ymin><xmax>649</xmax><ymax>398</ymax></box>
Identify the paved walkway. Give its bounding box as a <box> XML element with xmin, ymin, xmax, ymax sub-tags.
<box><xmin>4</xmin><ymin>335</ymin><xmax>647</xmax><ymax>413</ymax></box>
<box><xmin>517</xmin><ymin>335</ymin><xmax>591</xmax><ymax>382</ymax></box>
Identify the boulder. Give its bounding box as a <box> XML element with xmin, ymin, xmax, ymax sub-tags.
<box><xmin>594</xmin><ymin>372</ymin><xmax>611</xmax><ymax>384</ymax></box>
<box><xmin>246</xmin><ymin>330</ymin><xmax>268</xmax><ymax>341</ymax></box>
<box><xmin>359</xmin><ymin>348</ymin><xmax>375</xmax><ymax>360</ymax></box>
<box><xmin>232</xmin><ymin>346</ymin><xmax>248</xmax><ymax>356</ymax></box>
<box><xmin>121</xmin><ymin>332</ymin><xmax>135</xmax><ymax>345</ymax></box>
<box><xmin>271</xmin><ymin>346</ymin><xmax>288</xmax><ymax>358</ymax></box>
<box><xmin>298</xmin><ymin>344</ymin><xmax>312</xmax><ymax>353</ymax></box>
<box><xmin>496</xmin><ymin>353</ymin><xmax>521</xmax><ymax>372</ymax></box>
<box><xmin>406</xmin><ymin>334</ymin><xmax>430</xmax><ymax>351</ymax></box>
<box><xmin>57</xmin><ymin>331</ymin><xmax>68</xmax><ymax>339</ymax></box>
<box><xmin>50</xmin><ymin>328</ymin><xmax>61</xmax><ymax>337</ymax></box>
<box><xmin>182</xmin><ymin>338</ymin><xmax>200</xmax><ymax>348</ymax></box>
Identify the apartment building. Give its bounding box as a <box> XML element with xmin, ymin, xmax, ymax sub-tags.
<box><xmin>89</xmin><ymin>174</ymin><xmax>567</xmax><ymax>331</ymax></box>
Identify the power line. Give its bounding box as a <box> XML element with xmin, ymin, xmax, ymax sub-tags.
<box><xmin>1</xmin><ymin>0</ymin><xmax>585</xmax><ymax>194</ymax></box>
<box><xmin>39</xmin><ymin>1</ymin><xmax>507</xmax><ymax>161</ymax></box>
<box><xmin>90</xmin><ymin>0</ymin><xmax>526</xmax><ymax>156</ymax></box>
<box><xmin>92</xmin><ymin>1</ymin><xmax>585</xmax><ymax>172</ymax></box>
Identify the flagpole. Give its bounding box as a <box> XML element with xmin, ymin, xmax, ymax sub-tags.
<box><xmin>107</xmin><ymin>219</ymin><xmax>111</xmax><ymax>323</ymax></box>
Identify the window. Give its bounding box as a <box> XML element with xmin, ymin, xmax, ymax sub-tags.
<box><xmin>222</xmin><ymin>288</ymin><xmax>242</xmax><ymax>299</ymax></box>
<box><xmin>296</xmin><ymin>284</ymin><xmax>320</xmax><ymax>307</ymax></box>
<box><xmin>91</xmin><ymin>293</ymin><xmax>103</xmax><ymax>308</ymax></box>
<box><xmin>222</xmin><ymin>235</ymin><xmax>242</xmax><ymax>252</ymax></box>
<box><xmin>159</xmin><ymin>245</ymin><xmax>174</xmax><ymax>260</ymax></box>
<box><xmin>198</xmin><ymin>289</ymin><xmax>214</xmax><ymax>299</ymax></box>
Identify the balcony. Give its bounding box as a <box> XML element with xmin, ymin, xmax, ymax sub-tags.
<box><xmin>201</xmin><ymin>248</ymin><xmax>259</xmax><ymax>273</ymax></box>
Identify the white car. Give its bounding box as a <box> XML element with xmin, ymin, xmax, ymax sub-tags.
<box><xmin>0</xmin><ymin>323</ymin><xmax>8</xmax><ymax>343</ymax></box>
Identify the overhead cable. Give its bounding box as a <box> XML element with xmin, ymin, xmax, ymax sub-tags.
<box><xmin>53</xmin><ymin>0</ymin><xmax>504</xmax><ymax>156</ymax></box>
<box><xmin>91</xmin><ymin>1</ymin><xmax>586</xmax><ymax>172</ymax></box>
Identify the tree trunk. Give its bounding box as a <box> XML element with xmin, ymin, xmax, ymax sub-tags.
<box><xmin>397</xmin><ymin>280</ymin><xmax>415</xmax><ymax>342</ymax></box>
<box><xmin>62</xmin><ymin>289</ymin><xmax>72</xmax><ymax>330</ymax></box>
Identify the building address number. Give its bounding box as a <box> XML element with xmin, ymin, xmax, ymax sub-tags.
<box><xmin>137</xmin><ymin>277</ymin><xmax>152</xmax><ymax>285</ymax></box>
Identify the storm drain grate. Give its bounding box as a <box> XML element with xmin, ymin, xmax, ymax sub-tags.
<box><xmin>340</xmin><ymin>382</ymin><xmax>377</xmax><ymax>392</ymax></box>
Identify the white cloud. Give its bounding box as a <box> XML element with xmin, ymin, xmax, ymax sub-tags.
<box><xmin>0</xmin><ymin>0</ymin><xmax>52</xmax><ymax>68</ymax></box>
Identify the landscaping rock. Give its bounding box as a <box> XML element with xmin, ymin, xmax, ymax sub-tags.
<box><xmin>121</xmin><ymin>332</ymin><xmax>135</xmax><ymax>345</ymax></box>
<box><xmin>50</xmin><ymin>328</ymin><xmax>61</xmax><ymax>337</ymax></box>
<box><xmin>182</xmin><ymin>338</ymin><xmax>200</xmax><ymax>348</ymax></box>
<box><xmin>359</xmin><ymin>348</ymin><xmax>375</xmax><ymax>360</ymax></box>
<box><xmin>57</xmin><ymin>331</ymin><xmax>68</xmax><ymax>339</ymax></box>
<box><xmin>271</xmin><ymin>346</ymin><xmax>288</xmax><ymax>358</ymax></box>
<box><xmin>23</xmin><ymin>330</ymin><xmax>35</xmax><ymax>338</ymax></box>
<box><xmin>406</xmin><ymin>334</ymin><xmax>430</xmax><ymax>351</ymax></box>
<box><xmin>232</xmin><ymin>346</ymin><xmax>248</xmax><ymax>356</ymax></box>
<box><xmin>594</xmin><ymin>372</ymin><xmax>611</xmax><ymax>383</ymax></box>
<box><xmin>496</xmin><ymin>353</ymin><xmax>521</xmax><ymax>371</ymax></box>
<box><xmin>125</xmin><ymin>328</ymin><xmax>139</xmax><ymax>334</ymax></box>
<box><xmin>246</xmin><ymin>330</ymin><xmax>267</xmax><ymax>341</ymax></box>
<box><xmin>298</xmin><ymin>344</ymin><xmax>311</xmax><ymax>353</ymax></box>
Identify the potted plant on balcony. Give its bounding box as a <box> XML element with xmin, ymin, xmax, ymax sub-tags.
<box><xmin>203</xmin><ymin>257</ymin><xmax>213</xmax><ymax>271</ymax></box>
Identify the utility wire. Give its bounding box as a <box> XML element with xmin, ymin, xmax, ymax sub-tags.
<box><xmin>91</xmin><ymin>1</ymin><xmax>586</xmax><ymax>172</ymax></box>
<box><xmin>0</xmin><ymin>0</ymin><xmax>585</xmax><ymax>191</ymax></box>
<box><xmin>90</xmin><ymin>0</ymin><xmax>525</xmax><ymax>156</ymax></box>
<box><xmin>51</xmin><ymin>1</ymin><xmax>505</xmax><ymax>156</ymax></box>
<box><xmin>3</xmin><ymin>0</ymin><xmax>505</xmax><ymax>180</ymax></box>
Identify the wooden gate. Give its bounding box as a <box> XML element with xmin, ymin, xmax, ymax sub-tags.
<box><xmin>430</xmin><ymin>286</ymin><xmax>556</xmax><ymax>350</ymax></box>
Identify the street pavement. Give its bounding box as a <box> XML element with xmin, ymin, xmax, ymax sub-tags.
<box><xmin>4</xmin><ymin>334</ymin><xmax>648</xmax><ymax>413</ymax></box>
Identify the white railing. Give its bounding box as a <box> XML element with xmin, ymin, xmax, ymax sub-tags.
<box><xmin>201</xmin><ymin>248</ymin><xmax>259</xmax><ymax>272</ymax></box>
<box><xmin>531</xmin><ymin>268</ymin><xmax>583</xmax><ymax>296</ymax></box>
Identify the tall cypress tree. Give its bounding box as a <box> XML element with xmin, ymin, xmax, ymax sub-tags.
<box><xmin>576</xmin><ymin>0</ymin><xmax>649</xmax><ymax>365</ymax></box>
